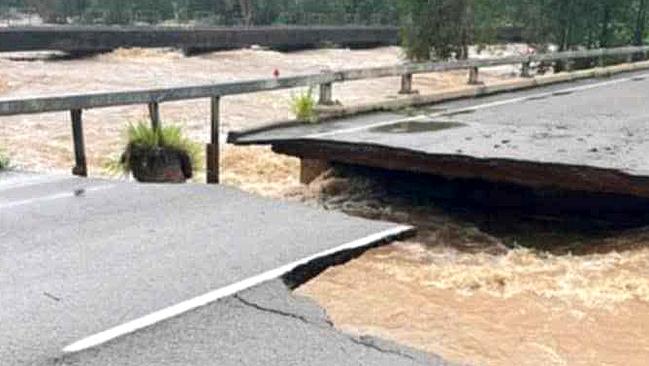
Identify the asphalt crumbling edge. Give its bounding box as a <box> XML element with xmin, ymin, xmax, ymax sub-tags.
<box><xmin>282</xmin><ymin>226</ymin><xmax>415</xmax><ymax>289</ymax></box>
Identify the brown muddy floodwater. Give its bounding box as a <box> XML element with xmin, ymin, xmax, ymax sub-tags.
<box><xmin>290</xmin><ymin>167</ymin><xmax>649</xmax><ymax>366</ymax></box>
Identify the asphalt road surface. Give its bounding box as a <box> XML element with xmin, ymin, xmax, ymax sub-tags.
<box><xmin>0</xmin><ymin>172</ymin><xmax>428</xmax><ymax>365</ymax></box>
<box><xmin>231</xmin><ymin>69</ymin><xmax>649</xmax><ymax>196</ymax></box>
<box><xmin>58</xmin><ymin>280</ymin><xmax>446</xmax><ymax>366</ymax></box>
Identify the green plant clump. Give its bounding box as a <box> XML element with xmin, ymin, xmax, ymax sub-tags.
<box><xmin>107</xmin><ymin>122</ymin><xmax>202</xmax><ymax>175</ymax></box>
<box><xmin>0</xmin><ymin>150</ymin><xmax>9</xmax><ymax>170</ymax></box>
<box><xmin>291</xmin><ymin>88</ymin><xmax>318</xmax><ymax>123</ymax></box>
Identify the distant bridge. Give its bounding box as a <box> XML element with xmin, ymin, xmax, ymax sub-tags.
<box><xmin>0</xmin><ymin>25</ymin><xmax>400</xmax><ymax>53</ymax></box>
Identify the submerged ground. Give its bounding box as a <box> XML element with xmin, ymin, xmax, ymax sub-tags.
<box><xmin>2</xmin><ymin>46</ymin><xmax>648</xmax><ymax>365</ymax></box>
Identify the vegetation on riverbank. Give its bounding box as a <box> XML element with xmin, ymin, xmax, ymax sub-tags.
<box><xmin>291</xmin><ymin>88</ymin><xmax>317</xmax><ymax>123</ymax></box>
<box><xmin>0</xmin><ymin>149</ymin><xmax>9</xmax><ymax>170</ymax></box>
<box><xmin>400</xmin><ymin>0</ymin><xmax>649</xmax><ymax>60</ymax></box>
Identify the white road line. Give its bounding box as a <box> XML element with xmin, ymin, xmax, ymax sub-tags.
<box><xmin>0</xmin><ymin>175</ymin><xmax>70</xmax><ymax>192</ymax></box>
<box><xmin>307</xmin><ymin>72</ymin><xmax>649</xmax><ymax>139</ymax></box>
<box><xmin>0</xmin><ymin>185</ymin><xmax>115</xmax><ymax>209</ymax></box>
<box><xmin>62</xmin><ymin>224</ymin><xmax>413</xmax><ymax>354</ymax></box>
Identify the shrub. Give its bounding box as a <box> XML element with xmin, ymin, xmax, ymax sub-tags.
<box><xmin>291</xmin><ymin>87</ymin><xmax>318</xmax><ymax>123</ymax></box>
<box><xmin>0</xmin><ymin>149</ymin><xmax>9</xmax><ymax>170</ymax></box>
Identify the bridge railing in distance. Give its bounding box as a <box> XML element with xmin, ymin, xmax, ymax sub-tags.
<box><xmin>1</xmin><ymin>45</ymin><xmax>648</xmax><ymax>183</ymax></box>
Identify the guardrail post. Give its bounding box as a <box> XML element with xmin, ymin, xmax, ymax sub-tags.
<box><xmin>319</xmin><ymin>82</ymin><xmax>333</xmax><ymax>105</ymax></box>
<box><xmin>206</xmin><ymin>96</ymin><xmax>220</xmax><ymax>184</ymax></box>
<box><xmin>521</xmin><ymin>61</ymin><xmax>532</xmax><ymax>78</ymax></box>
<box><xmin>399</xmin><ymin>73</ymin><xmax>416</xmax><ymax>94</ymax></box>
<box><xmin>148</xmin><ymin>102</ymin><xmax>160</xmax><ymax>131</ymax></box>
<box><xmin>563</xmin><ymin>60</ymin><xmax>573</xmax><ymax>72</ymax></box>
<box><xmin>70</xmin><ymin>109</ymin><xmax>87</xmax><ymax>177</ymax></box>
<box><xmin>468</xmin><ymin>67</ymin><xmax>480</xmax><ymax>85</ymax></box>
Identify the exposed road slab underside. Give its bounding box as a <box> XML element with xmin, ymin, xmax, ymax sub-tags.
<box><xmin>0</xmin><ymin>172</ymin><xmax>418</xmax><ymax>365</ymax></box>
<box><xmin>231</xmin><ymin>70</ymin><xmax>649</xmax><ymax>198</ymax></box>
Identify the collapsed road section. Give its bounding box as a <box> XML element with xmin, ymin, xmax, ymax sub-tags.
<box><xmin>0</xmin><ymin>172</ymin><xmax>416</xmax><ymax>365</ymax></box>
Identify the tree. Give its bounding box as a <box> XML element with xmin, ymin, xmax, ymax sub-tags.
<box><xmin>634</xmin><ymin>0</ymin><xmax>648</xmax><ymax>45</ymax></box>
<box><xmin>24</xmin><ymin>0</ymin><xmax>65</xmax><ymax>23</ymax></box>
<box><xmin>398</xmin><ymin>0</ymin><xmax>497</xmax><ymax>61</ymax></box>
<box><xmin>238</xmin><ymin>0</ymin><xmax>253</xmax><ymax>26</ymax></box>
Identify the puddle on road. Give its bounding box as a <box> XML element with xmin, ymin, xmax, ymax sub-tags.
<box><xmin>370</xmin><ymin>121</ymin><xmax>466</xmax><ymax>134</ymax></box>
<box><xmin>526</xmin><ymin>95</ymin><xmax>550</xmax><ymax>101</ymax></box>
<box><xmin>289</xmin><ymin>166</ymin><xmax>649</xmax><ymax>366</ymax></box>
<box><xmin>396</xmin><ymin>106</ymin><xmax>447</xmax><ymax>117</ymax></box>
<box><xmin>552</xmin><ymin>90</ymin><xmax>574</xmax><ymax>96</ymax></box>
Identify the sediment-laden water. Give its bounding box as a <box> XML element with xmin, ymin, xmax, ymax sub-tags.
<box><xmin>293</xmin><ymin>166</ymin><xmax>649</xmax><ymax>366</ymax></box>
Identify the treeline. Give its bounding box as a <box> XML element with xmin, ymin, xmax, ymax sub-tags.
<box><xmin>2</xmin><ymin>0</ymin><xmax>648</xmax><ymax>61</ymax></box>
<box><xmin>400</xmin><ymin>0</ymin><xmax>649</xmax><ymax>60</ymax></box>
<box><xmin>0</xmin><ymin>0</ymin><xmax>398</xmax><ymax>25</ymax></box>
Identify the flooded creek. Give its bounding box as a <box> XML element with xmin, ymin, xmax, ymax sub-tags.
<box><xmin>291</xmin><ymin>166</ymin><xmax>649</xmax><ymax>365</ymax></box>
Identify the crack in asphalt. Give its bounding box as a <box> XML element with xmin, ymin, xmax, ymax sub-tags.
<box><xmin>233</xmin><ymin>294</ymin><xmax>314</xmax><ymax>326</ymax></box>
<box><xmin>348</xmin><ymin>336</ymin><xmax>419</xmax><ymax>362</ymax></box>
<box><xmin>233</xmin><ymin>294</ymin><xmax>427</xmax><ymax>364</ymax></box>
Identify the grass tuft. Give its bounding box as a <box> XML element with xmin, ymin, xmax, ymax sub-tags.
<box><xmin>0</xmin><ymin>149</ymin><xmax>9</xmax><ymax>170</ymax></box>
<box><xmin>106</xmin><ymin>122</ymin><xmax>202</xmax><ymax>175</ymax></box>
<box><xmin>291</xmin><ymin>87</ymin><xmax>318</xmax><ymax>123</ymax></box>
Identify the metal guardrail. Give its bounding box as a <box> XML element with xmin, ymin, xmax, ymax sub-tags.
<box><xmin>1</xmin><ymin>45</ymin><xmax>648</xmax><ymax>182</ymax></box>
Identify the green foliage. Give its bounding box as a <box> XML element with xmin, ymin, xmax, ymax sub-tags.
<box><xmin>4</xmin><ymin>0</ymin><xmax>649</xmax><ymax>59</ymax></box>
<box><xmin>399</xmin><ymin>0</ymin><xmax>475</xmax><ymax>61</ymax></box>
<box><xmin>398</xmin><ymin>0</ymin><xmax>649</xmax><ymax>61</ymax></box>
<box><xmin>0</xmin><ymin>149</ymin><xmax>9</xmax><ymax>170</ymax></box>
<box><xmin>107</xmin><ymin>122</ymin><xmax>201</xmax><ymax>175</ymax></box>
<box><xmin>2</xmin><ymin>0</ymin><xmax>398</xmax><ymax>25</ymax></box>
<box><xmin>291</xmin><ymin>88</ymin><xmax>317</xmax><ymax>123</ymax></box>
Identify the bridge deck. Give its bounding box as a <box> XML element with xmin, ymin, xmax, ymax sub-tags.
<box><xmin>0</xmin><ymin>25</ymin><xmax>398</xmax><ymax>52</ymax></box>
<box><xmin>230</xmin><ymin>69</ymin><xmax>649</xmax><ymax>198</ymax></box>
